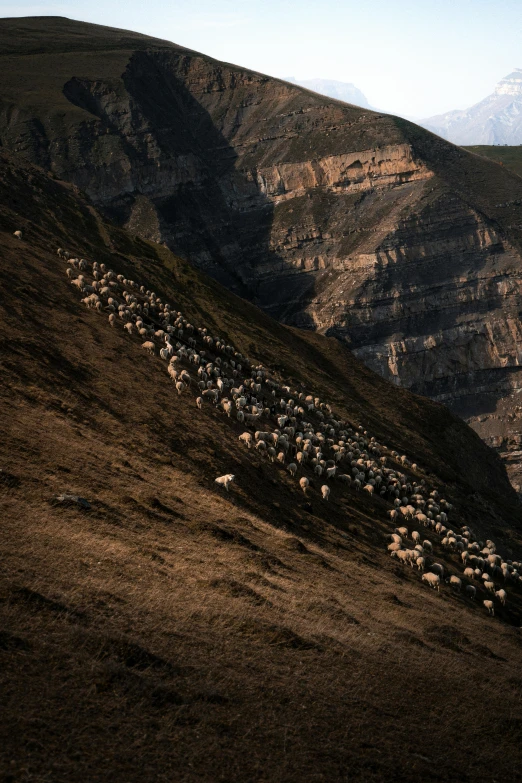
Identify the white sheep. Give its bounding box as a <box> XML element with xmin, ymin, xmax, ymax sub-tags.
<box><xmin>299</xmin><ymin>477</ymin><xmax>309</xmax><ymax>493</ymax></box>
<box><xmin>238</xmin><ymin>432</ymin><xmax>253</xmax><ymax>449</ymax></box>
<box><xmin>388</xmin><ymin>542</ymin><xmax>402</xmax><ymax>553</ymax></box>
<box><xmin>175</xmin><ymin>381</ymin><xmax>186</xmax><ymax>396</ymax></box>
<box><xmin>390</xmin><ymin>550</ymin><xmax>410</xmax><ymax>565</ymax></box>
<box><xmin>483</xmin><ymin>600</ymin><xmax>494</xmax><ymax>616</ymax></box>
<box><xmin>495</xmin><ymin>589</ymin><xmax>507</xmax><ymax>606</ymax></box>
<box><xmin>484</xmin><ymin>580</ymin><xmax>495</xmax><ymax>594</ymax></box>
<box><xmin>422</xmin><ymin>572</ymin><xmax>440</xmax><ymax>592</ymax></box>
<box><xmin>363</xmin><ymin>484</ymin><xmax>374</xmax><ymax>495</ymax></box>
<box><xmin>321</xmin><ymin>485</ymin><xmax>330</xmax><ymax>501</ymax></box>
<box><xmin>411</xmin><ymin>531</ymin><xmax>421</xmax><ymax>545</ymax></box>
<box><xmin>416</xmin><ymin>556</ymin><xmax>425</xmax><ymax>571</ymax></box>
<box><xmin>196</xmin><ymin>396</ymin><xmax>203</xmax><ymax>410</ymax></box>
<box><xmin>142</xmin><ymin>341</ymin><xmax>155</xmax><ymax>355</ymax></box>
<box><xmin>13</xmin><ymin>230</ymin><xmax>22</xmax><ymax>240</ymax></box>
<box><xmin>215</xmin><ymin>474</ymin><xmax>235</xmax><ymax>491</ymax></box>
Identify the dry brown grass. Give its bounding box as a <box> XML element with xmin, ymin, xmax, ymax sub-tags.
<box><xmin>1</xmin><ymin>150</ymin><xmax>522</xmax><ymax>781</ymax></box>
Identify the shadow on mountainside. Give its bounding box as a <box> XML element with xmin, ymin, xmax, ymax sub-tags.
<box><xmin>62</xmin><ymin>49</ymin><xmax>321</xmax><ymax>309</ymax></box>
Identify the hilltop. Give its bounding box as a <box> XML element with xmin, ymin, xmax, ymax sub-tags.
<box><xmin>3</xmin><ymin>18</ymin><xmax>522</xmax><ymax>484</ymax></box>
<box><xmin>2</xmin><ymin>144</ymin><xmax>522</xmax><ymax>781</ymax></box>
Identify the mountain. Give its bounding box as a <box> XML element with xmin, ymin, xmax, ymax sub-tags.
<box><xmin>285</xmin><ymin>77</ymin><xmax>371</xmax><ymax>108</ymax></box>
<box><xmin>5</xmin><ymin>18</ymin><xmax>522</xmax><ymax>486</ymax></box>
<box><xmin>422</xmin><ymin>69</ymin><xmax>522</xmax><ymax>144</ymax></box>
<box><xmin>2</xmin><ymin>142</ymin><xmax>522</xmax><ymax>782</ymax></box>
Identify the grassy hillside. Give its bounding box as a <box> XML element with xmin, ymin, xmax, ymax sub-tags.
<box><xmin>463</xmin><ymin>145</ymin><xmax>522</xmax><ymax>178</ymax></box>
<box><xmin>2</xmin><ymin>149</ymin><xmax>522</xmax><ymax>781</ymax></box>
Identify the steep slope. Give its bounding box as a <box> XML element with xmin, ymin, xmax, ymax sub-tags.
<box><xmin>423</xmin><ymin>70</ymin><xmax>522</xmax><ymax>145</ymax></box>
<box><xmin>4</xmin><ymin>19</ymin><xmax>522</xmax><ymax>485</ymax></box>
<box><xmin>2</xmin><ymin>149</ymin><xmax>522</xmax><ymax>782</ymax></box>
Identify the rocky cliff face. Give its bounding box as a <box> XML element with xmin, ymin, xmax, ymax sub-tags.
<box><xmin>4</xmin><ymin>17</ymin><xmax>522</xmax><ymax>483</ymax></box>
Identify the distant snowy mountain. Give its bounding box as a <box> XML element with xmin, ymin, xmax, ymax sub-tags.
<box><xmin>285</xmin><ymin>77</ymin><xmax>371</xmax><ymax>109</ymax></box>
<box><xmin>421</xmin><ymin>70</ymin><xmax>522</xmax><ymax>145</ymax></box>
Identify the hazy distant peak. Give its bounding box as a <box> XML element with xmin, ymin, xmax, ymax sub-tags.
<box><xmin>284</xmin><ymin>76</ymin><xmax>370</xmax><ymax>109</ymax></box>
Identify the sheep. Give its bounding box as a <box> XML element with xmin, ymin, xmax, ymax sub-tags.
<box><xmin>363</xmin><ymin>484</ymin><xmax>374</xmax><ymax>495</ymax></box>
<box><xmin>321</xmin><ymin>485</ymin><xmax>330</xmax><ymax>501</ymax></box>
<box><xmin>463</xmin><ymin>567</ymin><xmax>475</xmax><ymax>580</ymax></box>
<box><xmin>142</xmin><ymin>341</ymin><xmax>155</xmax><ymax>356</ymax></box>
<box><xmin>299</xmin><ymin>477</ymin><xmax>309</xmax><ymax>493</ymax></box>
<box><xmin>416</xmin><ymin>556</ymin><xmax>425</xmax><ymax>572</ymax></box>
<box><xmin>465</xmin><ymin>585</ymin><xmax>476</xmax><ymax>600</ymax></box>
<box><xmin>483</xmin><ymin>600</ymin><xmax>495</xmax><ymax>616</ymax></box>
<box><xmin>495</xmin><ymin>589</ymin><xmax>507</xmax><ymax>606</ymax></box>
<box><xmin>422</xmin><ymin>540</ymin><xmax>433</xmax><ymax>553</ymax></box>
<box><xmin>411</xmin><ymin>531</ymin><xmax>421</xmax><ymax>545</ymax></box>
<box><xmin>196</xmin><ymin>396</ymin><xmax>203</xmax><ymax>410</ymax></box>
<box><xmin>429</xmin><ymin>563</ymin><xmax>444</xmax><ymax>579</ymax></box>
<box><xmin>238</xmin><ymin>432</ymin><xmax>253</xmax><ymax>449</ymax></box>
<box><xmin>391</xmin><ymin>550</ymin><xmax>410</xmax><ymax>565</ymax></box>
<box><xmin>175</xmin><ymin>381</ymin><xmax>186</xmax><ymax>396</ymax></box>
<box><xmin>287</xmin><ymin>463</ymin><xmax>297</xmax><ymax>477</ymax></box>
<box><xmin>13</xmin><ymin>230</ymin><xmax>22</xmax><ymax>240</ymax></box>
<box><xmin>422</xmin><ymin>572</ymin><xmax>440</xmax><ymax>592</ymax></box>
<box><xmin>395</xmin><ymin>527</ymin><xmax>408</xmax><ymax>538</ymax></box>
<box><xmin>445</xmin><ymin>575</ymin><xmax>462</xmax><ymax>593</ymax></box>
<box><xmin>108</xmin><ymin>313</ymin><xmax>116</xmax><ymax>327</ymax></box>
<box><xmin>390</xmin><ymin>534</ymin><xmax>402</xmax><ymax>545</ymax></box>
<box><xmin>388</xmin><ymin>542</ymin><xmax>402</xmax><ymax>553</ymax></box>
<box><xmin>484</xmin><ymin>581</ymin><xmax>496</xmax><ymax>594</ymax></box>
<box><xmin>215</xmin><ymin>474</ymin><xmax>235</xmax><ymax>492</ymax></box>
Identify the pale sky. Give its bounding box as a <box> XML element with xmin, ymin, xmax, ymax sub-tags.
<box><xmin>2</xmin><ymin>0</ymin><xmax>522</xmax><ymax>118</ymax></box>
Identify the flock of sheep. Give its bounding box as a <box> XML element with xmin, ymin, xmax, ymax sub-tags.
<box><xmin>59</xmin><ymin>243</ymin><xmax>521</xmax><ymax>622</ymax></box>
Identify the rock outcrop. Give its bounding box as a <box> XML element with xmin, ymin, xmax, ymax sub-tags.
<box><xmin>4</xmin><ymin>17</ymin><xmax>522</xmax><ymax>482</ymax></box>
